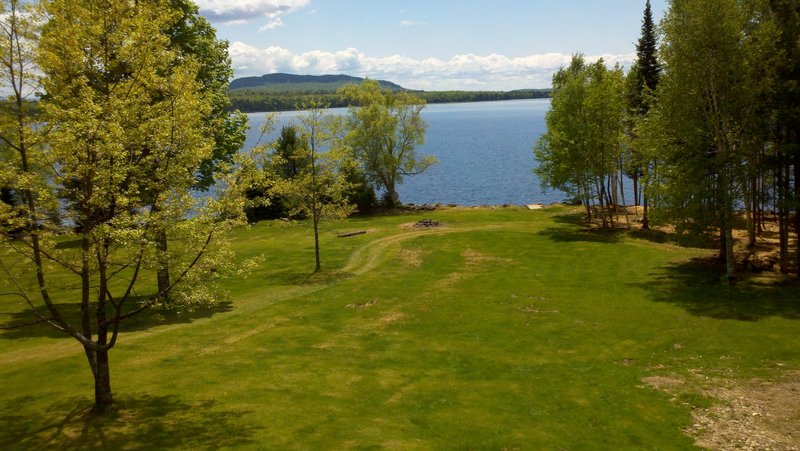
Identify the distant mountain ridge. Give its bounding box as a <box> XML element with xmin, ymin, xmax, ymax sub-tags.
<box><xmin>228</xmin><ymin>73</ymin><xmax>405</xmax><ymax>92</ymax></box>
<box><xmin>227</xmin><ymin>72</ymin><xmax>552</xmax><ymax>113</ymax></box>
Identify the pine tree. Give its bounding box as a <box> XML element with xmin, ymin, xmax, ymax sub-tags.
<box><xmin>628</xmin><ymin>0</ymin><xmax>661</xmax><ymax>229</ymax></box>
<box><xmin>637</xmin><ymin>0</ymin><xmax>661</xmax><ymax>100</ymax></box>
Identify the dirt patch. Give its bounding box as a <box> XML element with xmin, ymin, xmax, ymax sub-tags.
<box><xmin>645</xmin><ymin>371</ymin><xmax>800</xmax><ymax>450</ymax></box>
<box><xmin>643</xmin><ymin>375</ymin><xmax>686</xmax><ymax>391</ymax></box>
<box><xmin>690</xmin><ymin>375</ymin><xmax>800</xmax><ymax>450</ymax></box>
<box><xmin>413</xmin><ymin>219</ymin><xmax>443</xmax><ymax>228</ymax></box>
<box><xmin>380</xmin><ymin>311</ymin><xmax>406</xmax><ymax>324</ymax></box>
<box><xmin>434</xmin><ymin>272</ymin><xmax>469</xmax><ymax>289</ymax></box>
<box><xmin>346</xmin><ymin>299</ymin><xmax>378</xmax><ymax>309</ymax></box>
<box><xmin>398</xmin><ymin>248</ymin><xmax>425</xmax><ymax>267</ymax></box>
<box><xmin>462</xmin><ymin>248</ymin><xmax>512</xmax><ymax>266</ymax></box>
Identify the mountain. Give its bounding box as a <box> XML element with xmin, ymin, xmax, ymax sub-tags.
<box><xmin>228</xmin><ymin>73</ymin><xmax>406</xmax><ymax>93</ymax></box>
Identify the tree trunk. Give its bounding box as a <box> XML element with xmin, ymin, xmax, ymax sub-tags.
<box><xmin>641</xmin><ymin>192</ymin><xmax>650</xmax><ymax>230</ymax></box>
<box><xmin>745</xmin><ymin>175</ymin><xmax>756</xmax><ymax>250</ymax></box>
<box><xmin>724</xmin><ymin>219</ymin><xmax>736</xmax><ymax>284</ymax></box>
<box><xmin>778</xmin><ymin>164</ymin><xmax>789</xmax><ymax>274</ymax></box>
<box><xmin>385</xmin><ymin>185</ymin><xmax>399</xmax><ymax>209</ymax></box>
<box><xmin>795</xmin><ymin>150</ymin><xmax>799</xmax><ymax>275</ymax></box>
<box><xmin>156</xmin><ymin>229</ymin><xmax>170</xmax><ymax>296</ymax></box>
<box><xmin>633</xmin><ymin>172</ymin><xmax>640</xmax><ymax>207</ymax></box>
<box><xmin>719</xmin><ymin>225</ymin><xmax>728</xmax><ymax>264</ymax></box>
<box><xmin>596</xmin><ymin>179</ymin><xmax>608</xmax><ymax>228</ymax></box>
<box><xmin>313</xmin><ymin>211</ymin><xmax>321</xmax><ymax>272</ymax></box>
<box><xmin>93</xmin><ymin>348</ymin><xmax>113</xmax><ymax>412</ymax></box>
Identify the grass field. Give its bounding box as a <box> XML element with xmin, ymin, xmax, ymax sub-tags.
<box><xmin>1</xmin><ymin>206</ymin><xmax>799</xmax><ymax>449</ymax></box>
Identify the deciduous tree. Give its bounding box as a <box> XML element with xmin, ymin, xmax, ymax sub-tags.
<box><xmin>534</xmin><ymin>55</ymin><xmax>626</xmax><ymax>227</ymax></box>
<box><xmin>270</xmin><ymin>102</ymin><xmax>355</xmax><ymax>272</ymax></box>
<box><xmin>340</xmin><ymin>80</ymin><xmax>435</xmax><ymax>207</ymax></box>
<box><xmin>641</xmin><ymin>0</ymin><xmax>778</xmax><ymax>281</ymax></box>
<box><xmin>0</xmin><ymin>0</ymin><xmax>250</xmax><ymax>411</ymax></box>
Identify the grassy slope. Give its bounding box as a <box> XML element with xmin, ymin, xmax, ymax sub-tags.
<box><xmin>1</xmin><ymin>207</ymin><xmax>799</xmax><ymax>449</ymax></box>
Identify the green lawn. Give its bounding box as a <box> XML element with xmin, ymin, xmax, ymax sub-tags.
<box><xmin>1</xmin><ymin>207</ymin><xmax>799</xmax><ymax>449</ymax></box>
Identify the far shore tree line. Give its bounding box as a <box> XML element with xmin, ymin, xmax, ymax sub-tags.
<box><xmin>228</xmin><ymin>88</ymin><xmax>552</xmax><ymax>113</ymax></box>
<box><xmin>535</xmin><ymin>0</ymin><xmax>800</xmax><ymax>282</ymax></box>
<box><xmin>0</xmin><ymin>0</ymin><xmax>434</xmax><ymax>412</ymax></box>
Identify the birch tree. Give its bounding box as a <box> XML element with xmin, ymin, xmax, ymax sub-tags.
<box><xmin>534</xmin><ymin>55</ymin><xmax>626</xmax><ymax>227</ymax></box>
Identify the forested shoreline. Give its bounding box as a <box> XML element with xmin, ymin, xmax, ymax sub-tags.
<box><xmin>534</xmin><ymin>0</ymin><xmax>800</xmax><ymax>281</ymax></box>
<box><xmin>228</xmin><ymin>88</ymin><xmax>551</xmax><ymax>113</ymax></box>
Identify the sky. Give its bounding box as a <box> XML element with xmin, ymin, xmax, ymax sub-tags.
<box><xmin>195</xmin><ymin>0</ymin><xmax>669</xmax><ymax>91</ymax></box>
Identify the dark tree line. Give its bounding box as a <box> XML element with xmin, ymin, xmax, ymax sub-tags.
<box><xmin>228</xmin><ymin>88</ymin><xmax>552</xmax><ymax>113</ymax></box>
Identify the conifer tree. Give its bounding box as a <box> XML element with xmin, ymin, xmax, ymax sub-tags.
<box><xmin>627</xmin><ymin>0</ymin><xmax>661</xmax><ymax>229</ymax></box>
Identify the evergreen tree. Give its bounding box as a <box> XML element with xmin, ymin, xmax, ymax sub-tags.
<box><xmin>637</xmin><ymin>0</ymin><xmax>661</xmax><ymax>102</ymax></box>
<box><xmin>627</xmin><ymin>0</ymin><xmax>662</xmax><ymax>229</ymax></box>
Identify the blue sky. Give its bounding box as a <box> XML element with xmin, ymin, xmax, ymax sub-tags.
<box><xmin>196</xmin><ymin>0</ymin><xmax>668</xmax><ymax>90</ymax></box>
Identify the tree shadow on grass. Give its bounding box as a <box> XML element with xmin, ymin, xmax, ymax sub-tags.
<box><xmin>0</xmin><ymin>300</ymin><xmax>234</xmax><ymax>340</ymax></box>
<box><xmin>258</xmin><ymin>267</ymin><xmax>350</xmax><ymax>287</ymax></box>
<box><xmin>537</xmin><ymin>213</ymin><xmax>625</xmax><ymax>244</ymax></box>
<box><xmin>0</xmin><ymin>394</ymin><xmax>261</xmax><ymax>450</ymax></box>
<box><xmin>635</xmin><ymin>257</ymin><xmax>800</xmax><ymax>321</ymax></box>
<box><xmin>542</xmin><ymin>212</ymin><xmax>715</xmax><ymax>248</ymax></box>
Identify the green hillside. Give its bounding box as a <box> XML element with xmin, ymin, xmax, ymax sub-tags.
<box><xmin>227</xmin><ymin>73</ymin><xmax>551</xmax><ymax>112</ymax></box>
<box><xmin>228</xmin><ymin>73</ymin><xmax>405</xmax><ymax>93</ymax></box>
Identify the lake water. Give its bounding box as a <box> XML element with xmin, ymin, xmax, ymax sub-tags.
<box><xmin>243</xmin><ymin>98</ymin><xmax>561</xmax><ymax>206</ymax></box>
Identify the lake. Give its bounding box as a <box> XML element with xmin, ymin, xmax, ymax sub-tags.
<box><xmin>243</xmin><ymin>98</ymin><xmax>559</xmax><ymax>206</ymax></box>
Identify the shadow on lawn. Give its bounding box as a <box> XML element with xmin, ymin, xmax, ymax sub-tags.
<box><xmin>0</xmin><ymin>394</ymin><xmax>260</xmax><ymax>450</ymax></box>
<box><xmin>540</xmin><ymin>212</ymin><xmax>713</xmax><ymax>248</ymax></box>
<box><xmin>537</xmin><ymin>213</ymin><xmax>624</xmax><ymax>244</ymax></box>
<box><xmin>0</xmin><ymin>301</ymin><xmax>234</xmax><ymax>340</ymax></box>
<box><xmin>637</xmin><ymin>257</ymin><xmax>800</xmax><ymax>321</ymax></box>
<box><xmin>258</xmin><ymin>267</ymin><xmax>349</xmax><ymax>287</ymax></box>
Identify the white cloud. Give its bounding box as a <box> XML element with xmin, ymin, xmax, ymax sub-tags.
<box><xmin>399</xmin><ymin>20</ymin><xmax>426</xmax><ymax>27</ymax></box>
<box><xmin>196</xmin><ymin>0</ymin><xmax>309</xmax><ymax>31</ymax></box>
<box><xmin>229</xmin><ymin>43</ymin><xmax>635</xmax><ymax>90</ymax></box>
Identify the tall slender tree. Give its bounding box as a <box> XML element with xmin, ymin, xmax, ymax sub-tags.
<box><xmin>627</xmin><ymin>0</ymin><xmax>661</xmax><ymax>229</ymax></box>
<box><xmin>768</xmin><ymin>0</ymin><xmax>800</xmax><ymax>274</ymax></box>
<box><xmin>271</xmin><ymin>102</ymin><xmax>355</xmax><ymax>272</ymax></box>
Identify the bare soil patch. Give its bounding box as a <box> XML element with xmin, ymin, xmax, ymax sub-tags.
<box><xmin>379</xmin><ymin>311</ymin><xmax>406</xmax><ymax>324</ymax></box>
<box><xmin>645</xmin><ymin>371</ymin><xmax>800</xmax><ymax>450</ymax></box>
<box><xmin>397</xmin><ymin>248</ymin><xmax>425</xmax><ymax>267</ymax></box>
<box><xmin>462</xmin><ymin>248</ymin><xmax>512</xmax><ymax>267</ymax></box>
